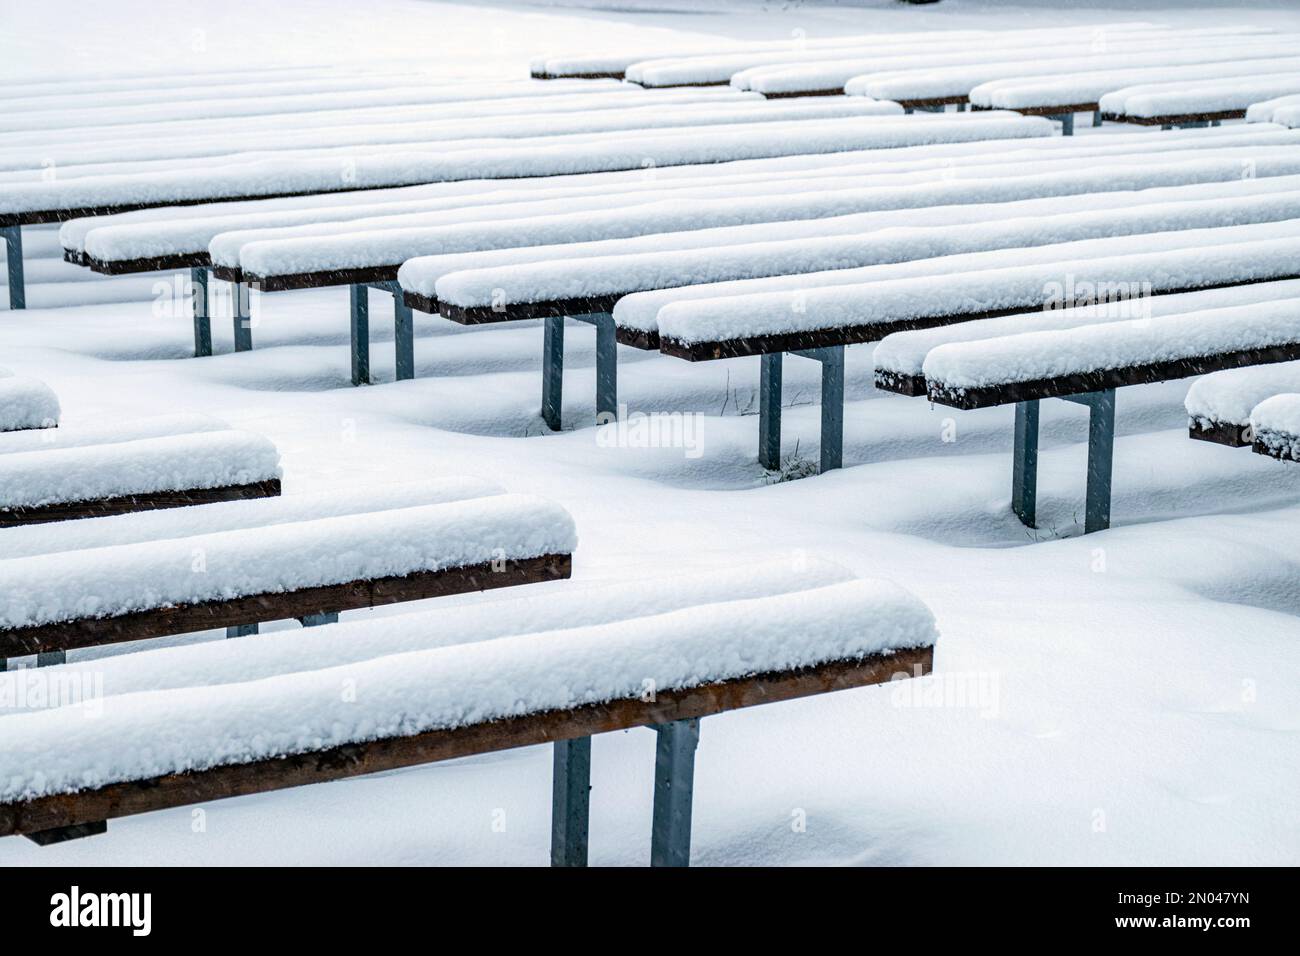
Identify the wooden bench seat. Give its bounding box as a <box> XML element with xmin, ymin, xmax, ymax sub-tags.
<box><xmin>0</xmin><ymin>423</ymin><xmax>282</xmax><ymax>527</ymax></box>
<box><xmin>1185</xmin><ymin>360</ymin><xmax>1300</xmax><ymax>447</ymax></box>
<box><xmin>1247</xmin><ymin>393</ymin><xmax>1300</xmax><ymax>461</ymax></box>
<box><xmin>0</xmin><ymin>370</ymin><xmax>59</xmax><ymax>433</ymax></box>
<box><xmin>0</xmin><ymin>564</ymin><xmax>935</xmax><ymax>865</ymax></box>
<box><xmin>887</xmin><ymin>296</ymin><xmax>1300</xmax><ymax>533</ymax></box>
<box><xmin>0</xmin><ymin>490</ymin><xmax>575</xmax><ymax>670</ymax></box>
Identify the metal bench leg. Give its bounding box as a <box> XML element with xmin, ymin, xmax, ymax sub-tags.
<box><xmin>542</xmin><ymin>315</ymin><xmax>564</xmax><ymax>431</ymax></box>
<box><xmin>36</xmin><ymin>651</ymin><xmax>66</xmax><ymax>667</ymax></box>
<box><xmin>1093</xmin><ymin>109</ymin><xmax>1103</xmax><ymax>127</ymax></box>
<box><xmin>1084</xmin><ymin>390</ymin><xmax>1116</xmax><ymax>534</ymax></box>
<box><xmin>227</xmin><ymin>624</ymin><xmax>259</xmax><ymax>638</ymax></box>
<box><xmin>651</xmin><ymin>718</ymin><xmax>699</xmax><ymax>868</ymax></box>
<box><xmin>1012</xmin><ymin>399</ymin><xmax>1040</xmax><ymax>528</ymax></box>
<box><xmin>350</xmin><ymin>284</ymin><xmax>370</xmax><ymax>385</ymax></box>
<box><xmin>299</xmin><ymin>612</ymin><xmax>338</xmax><ymax>627</ymax></box>
<box><xmin>759</xmin><ymin>352</ymin><xmax>783</xmax><ymax>470</ymax></box>
<box><xmin>191</xmin><ymin>267</ymin><xmax>211</xmax><ymax>357</ymax></box>
<box><xmin>956</xmin><ymin>102</ymin><xmax>967</xmax><ymax>112</ymax></box>
<box><xmin>550</xmin><ymin>736</ymin><xmax>592</xmax><ymax>867</ymax></box>
<box><xmin>3</xmin><ymin>225</ymin><xmax>25</xmax><ymax>311</ymax></box>
<box><xmin>232</xmin><ymin>281</ymin><xmax>253</xmax><ymax>352</ymax></box>
<box><xmin>393</xmin><ymin>291</ymin><xmax>414</xmax><ymax>381</ymax></box>
<box><xmin>819</xmin><ymin>346</ymin><xmax>845</xmax><ymax>473</ymax></box>
<box><xmin>594</xmin><ymin>312</ymin><xmax>618</xmax><ymax>420</ymax></box>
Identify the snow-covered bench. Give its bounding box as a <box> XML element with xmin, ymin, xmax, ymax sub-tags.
<box><xmin>611</xmin><ymin>222</ymin><xmax>1300</xmax><ymax>475</ymax></box>
<box><xmin>0</xmin><ymin>412</ymin><xmax>281</xmax><ymax>528</ymax></box>
<box><xmin>0</xmin><ymin>368</ymin><xmax>59</xmax><ymax>433</ymax></box>
<box><xmin>969</xmin><ymin>54</ymin><xmax>1300</xmax><ymax>134</ymax></box>
<box><xmin>1248</xmin><ymin>394</ymin><xmax>1300</xmax><ymax>462</ymax></box>
<box><xmin>0</xmin><ymin>486</ymin><xmax>575</xmax><ymax>673</ymax></box>
<box><xmin>1184</xmin><ymin>360</ymin><xmax>1300</xmax><ymax>446</ymax></box>
<box><xmin>0</xmin><ymin>559</ymin><xmax>935</xmax><ymax>864</ymax></box>
<box><xmin>0</xmin><ymin>93</ymin><xmax>888</xmax><ymax>310</ymax></box>
<box><xmin>887</xmin><ymin>291</ymin><xmax>1300</xmax><ymax>533</ymax></box>
<box><xmin>411</xmin><ymin>173</ymin><xmax>1300</xmax><ymax>429</ymax></box>
<box><xmin>1100</xmin><ymin>73</ymin><xmax>1300</xmax><ymax>129</ymax></box>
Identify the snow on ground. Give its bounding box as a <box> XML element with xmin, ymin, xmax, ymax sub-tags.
<box><xmin>1</xmin><ymin>0</ymin><xmax>1298</xmax><ymax>867</ymax></box>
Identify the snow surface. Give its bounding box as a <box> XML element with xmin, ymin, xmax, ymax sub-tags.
<box><xmin>0</xmin><ymin>430</ymin><xmax>281</xmax><ymax>510</ymax></box>
<box><xmin>0</xmin><ymin>412</ymin><xmax>226</xmax><ymax>455</ymax></box>
<box><xmin>647</xmin><ymin>222</ymin><xmax>1300</xmax><ymax>345</ymax></box>
<box><xmin>429</xmin><ymin>185</ymin><xmax>1300</xmax><ymax>309</ymax></box>
<box><xmin>1185</xmin><ymin>360</ymin><xmax>1300</xmax><ymax>430</ymax></box>
<box><xmin>1246</xmin><ymin>93</ymin><xmax>1300</xmax><ymax>124</ymax></box>
<box><xmin>1</xmin><ymin>113</ymin><xmax>1048</xmax><ymax>219</ymax></box>
<box><xmin>0</xmin><ymin>494</ymin><xmax>575</xmax><ymax>629</ymax></box>
<box><xmin>877</xmin><ymin>281</ymin><xmax>1300</xmax><ymax>382</ymax></box>
<box><xmin>0</xmin><ymin>374</ymin><xmax>60</xmax><ymax>432</ymax></box>
<box><xmin>922</xmin><ymin>299</ymin><xmax>1300</xmax><ymax>392</ymax></box>
<box><xmin>3</xmin><ymin>0</ymin><xmax>1299</xmax><ymax>868</ymax></box>
<box><xmin>237</xmin><ymin>147</ymin><xmax>1300</xmax><ymax>280</ymax></box>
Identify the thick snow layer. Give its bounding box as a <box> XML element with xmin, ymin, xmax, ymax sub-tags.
<box><xmin>922</xmin><ymin>299</ymin><xmax>1300</xmax><ymax>392</ymax></box>
<box><xmin>8</xmin><ymin>87</ymin><xmax>760</xmax><ymax>156</ymax></box>
<box><xmin>0</xmin><ymin>79</ymin><xmax>633</xmax><ymax>135</ymax></box>
<box><xmin>0</xmin><ymin>477</ymin><xmax>505</xmax><ymax>561</ymax></box>
<box><xmin>877</xmin><ymin>280</ymin><xmax>1300</xmax><ymax>382</ymax></box>
<box><xmin>0</xmin><ymin>412</ymin><xmax>226</xmax><ymax>455</ymax></box>
<box><xmin>0</xmin><ymin>578</ymin><xmax>935</xmax><ymax>802</ymax></box>
<box><xmin>430</xmin><ymin>186</ymin><xmax>1300</xmax><ymax>309</ymax></box>
<box><xmin>236</xmin><ymin>148</ymin><xmax>1300</xmax><ymax>280</ymax></box>
<box><xmin>845</xmin><ymin>40</ymin><xmax>1299</xmax><ymax>103</ymax></box>
<box><xmin>647</xmin><ymin>222</ymin><xmax>1300</xmax><ymax>345</ymax></box>
<box><xmin>0</xmin><ymin>559</ymin><xmax>859</xmax><ymax>708</ymax></box>
<box><xmin>611</xmin><ymin>187</ymin><xmax>1300</xmax><ymax>335</ymax></box>
<box><xmin>0</xmin><ymin>65</ymin><xmax>369</xmax><ymax>99</ymax></box>
<box><xmin>0</xmin><ymin>493</ymin><xmax>576</xmax><ymax>630</ymax></box>
<box><xmin>741</xmin><ymin>35</ymin><xmax>1297</xmax><ymax>97</ymax></box>
<box><xmin>626</xmin><ymin>25</ymin><xmax>1238</xmax><ymax>88</ymax></box>
<box><xmin>79</xmin><ymin>127</ymin><xmax>1300</xmax><ymax>265</ymax></box>
<box><xmin>0</xmin><ymin>430</ymin><xmax>281</xmax><ymax>510</ymax></box>
<box><xmin>1246</xmin><ymin>93</ymin><xmax>1300</xmax><ymax>124</ymax></box>
<box><xmin>63</xmin><ymin>122</ymin><xmax>1285</xmax><ymax>256</ymax></box>
<box><xmin>1185</xmin><ymin>361</ymin><xmax>1300</xmax><ymax>429</ymax></box>
<box><xmin>0</xmin><ymin>98</ymin><xmax>902</xmax><ymax>185</ymax></box>
<box><xmin>971</xmin><ymin>56</ymin><xmax>1300</xmax><ymax>111</ymax></box>
<box><xmin>1249</xmin><ymin>393</ymin><xmax>1300</xmax><ymax>459</ymax></box>
<box><xmin>403</xmin><ymin>171</ymin><xmax>1300</xmax><ymax>299</ymax></box>
<box><xmin>1</xmin><ymin>113</ymin><xmax>1049</xmax><ymax>219</ymax></box>
<box><xmin>1101</xmin><ymin>73</ymin><xmax>1300</xmax><ymax>118</ymax></box>
<box><xmin>0</xmin><ymin>376</ymin><xmax>60</xmax><ymax>432</ymax></box>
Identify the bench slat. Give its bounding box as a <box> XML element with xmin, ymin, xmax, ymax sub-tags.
<box><xmin>0</xmin><ymin>478</ymin><xmax>282</xmax><ymax>528</ymax></box>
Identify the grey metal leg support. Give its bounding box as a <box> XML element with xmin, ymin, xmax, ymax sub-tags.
<box><xmin>3</xmin><ymin>225</ymin><xmax>24</xmax><ymax>311</ymax></box>
<box><xmin>650</xmin><ymin>718</ymin><xmax>699</xmax><ymax>868</ymax></box>
<box><xmin>817</xmin><ymin>346</ymin><xmax>844</xmax><ymax>472</ymax></box>
<box><xmin>759</xmin><ymin>352</ymin><xmax>783</xmax><ymax>470</ymax></box>
<box><xmin>542</xmin><ymin>315</ymin><xmax>564</xmax><ymax>431</ymax></box>
<box><xmin>191</xmin><ymin>267</ymin><xmax>211</xmax><ymax>357</ymax></box>
<box><xmin>36</xmin><ymin>651</ymin><xmax>65</xmax><ymax>667</ymax></box>
<box><xmin>232</xmin><ymin>281</ymin><xmax>253</xmax><ymax>352</ymax></box>
<box><xmin>393</xmin><ymin>291</ymin><xmax>414</xmax><ymax>381</ymax></box>
<box><xmin>550</xmin><ymin>736</ymin><xmax>592</xmax><ymax>867</ymax></box>
<box><xmin>592</xmin><ymin>312</ymin><xmax>618</xmax><ymax>419</ymax></box>
<box><xmin>227</xmin><ymin>624</ymin><xmax>259</xmax><ymax>638</ymax></box>
<box><xmin>1093</xmin><ymin>109</ymin><xmax>1103</xmax><ymax>127</ymax></box>
<box><xmin>1012</xmin><ymin>400</ymin><xmax>1040</xmax><ymax>528</ymax></box>
<box><xmin>1083</xmin><ymin>390</ymin><xmax>1116</xmax><ymax>534</ymax></box>
<box><xmin>350</xmin><ymin>283</ymin><xmax>369</xmax><ymax>385</ymax></box>
<box><xmin>299</xmin><ymin>612</ymin><xmax>339</xmax><ymax>627</ymax></box>
<box><xmin>1050</xmin><ymin>112</ymin><xmax>1074</xmax><ymax>136</ymax></box>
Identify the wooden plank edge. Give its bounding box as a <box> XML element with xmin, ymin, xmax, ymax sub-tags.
<box><xmin>1189</xmin><ymin>419</ymin><xmax>1251</xmax><ymax>447</ymax></box>
<box><xmin>0</xmin><ymin>553</ymin><xmax>572</xmax><ymax>658</ymax></box>
<box><xmin>0</xmin><ymin>478</ymin><xmax>282</xmax><ymax>528</ymax></box>
<box><xmin>0</xmin><ymin>644</ymin><xmax>932</xmax><ymax>839</ymax></box>
<box><xmin>1101</xmin><ymin>109</ymin><xmax>1246</xmax><ymax>126</ymax></box>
